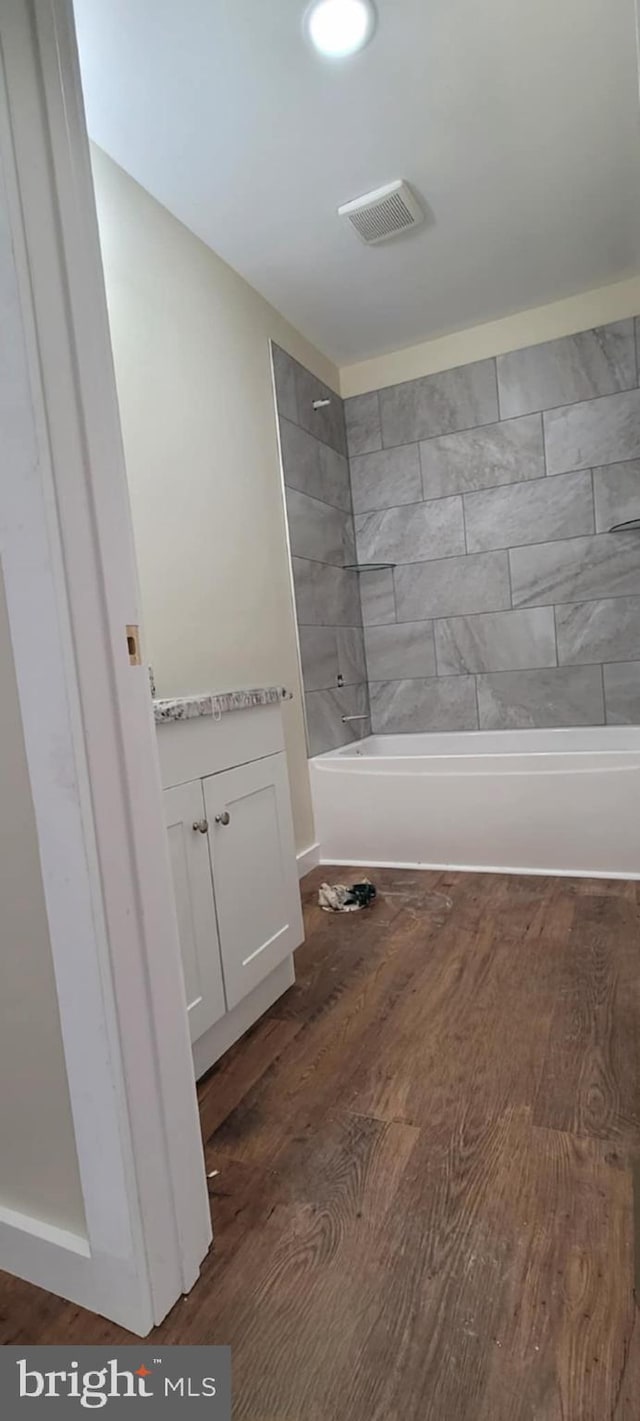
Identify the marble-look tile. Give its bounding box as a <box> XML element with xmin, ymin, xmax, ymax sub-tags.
<box><xmin>285</xmin><ymin>487</ymin><xmax>355</xmax><ymax>567</ymax></box>
<box><xmin>394</xmin><ymin>551</ymin><xmax>510</xmax><ymax>621</ymax></box>
<box><xmin>420</xmin><ymin>413</ymin><xmax>544</xmax><ymax>499</ymax></box>
<box><xmin>305</xmin><ymin>684</ymin><xmax>369</xmax><ymax>756</ymax></box>
<box><xmin>350</xmin><ymin>444</ymin><xmax>422</xmax><ymax>515</ymax></box>
<box><xmin>510</xmin><ymin>532</ymin><xmax>640</xmax><ymax>607</ymax></box>
<box><xmin>543</xmin><ymin>388</ymin><xmax>640</xmax><ymax>476</ymax></box>
<box><xmin>603</xmin><ymin>662</ymin><xmax>640</xmax><ymax>725</ymax></box>
<box><xmin>336</xmin><ymin>626</ymin><xmax>367</xmax><ymax>685</ymax></box>
<box><xmin>435</xmin><ymin>607</ymin><xmax>557</xmax><ymax>676</ymax></box>
<box><xmin>379</xmin><ymin>358</ymin><xmax>498</xmax><ymax>448</ymax></box>
<box><xmin>272</xmin><ymin>343</ymin><xmax>298</xmax><ymax>423</ymax></box>
<box><xmin>593</xmin><ymin>460</ymin><xmax>640</xmax><ymax>531</ymax></box>
<box><xmin>279</xmin><ymin>417</ymin><xmax>351</xmax><ymax>512</ymax></box>
<box><xmin>293</xmin><ymin>361</ymin><xmax>346</xmax><ymax>456</ymax></box>
<box><xmin>345</xmin><ymin>392</ymin><xmax>382</xmax><ymax>457</ymax></box>
<box><xmin>364</xmin><ymin>622</ymin><xmax>436</xmax><ymax>681</ymax></box>
<box><xmin>477</xmin><ymin>666</ymin><xmax>604</xmax><ymax>730</ymax></box>
<box><xmin>464</xmin><ymin>470</ymin><xmax>594</xmax><ymax>554</ymax></box>
<box><xmin>298</xmin><ymin>625</ymin><xmax>366</xmax><ymax>690</ymax></box>
<box><xmin>369</xmin><ymin>676</ymin><xmax>478</xmax><ymax>734</ymax></box>
<box><xmin>292</xmin><ymin>557</ymin><xmax>361</xmax><ymax>626</ymax></box>
<box><xmin>555</xmin><ymin>596</ymin><xmax>640</xmax><ymax>666</ymax></box>
<box><xmin>355</xmin><ymin>496</ymin><xmax>464</xmax><ymax>566</ymax></box>
<box><xmin>298</xmin><ymin>626</ymin><xmax>339</xmax><ymax>692</ymax></box>
<box><xmin>635</xmin><ymin>318</ymin><xmax>640</xmax><ymax>384</ymax></box>
<box><xmin>497</xmin><ymin>321</ymin><xmax>636</xmax><ymax>419</ymax></box>
<box><xmin>359</xmin><ymin>567</ymin><xmax>396</xmax><ymax>625</ymax></box>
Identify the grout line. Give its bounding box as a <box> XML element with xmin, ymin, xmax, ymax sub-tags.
<box><xmin>277</xmin><ymin>407</ymin><xmax>346</xmax><ymax>461</ymax></box>
<box><xmin>426</xmin><ymin>620</ymin><xmax>439</xmax><ymax>677</ymax></box>
<box><xmin>370</xmin><ymin>390</ymin><xmax>640</xmax><ymax>459</ymax></box>
<box><xmin>417</xmin><ymin>438</ymin><xmax>426</xmax><ymax>502</ymax></box>
<box><xmin>345</xmin><ymin>431</ymin><xmax>356</xmax><ymax>519</ymax></box>
<box><xmin>551</xmin><ymin>605</ymin><xmax>560</xmax><ymax>667</ymax></box>
<box><xmin>364</xmin><ymin>661</ymin><xmax>614</xmax><ymax>689</ymax></box>
<box><xmin>397</xmin><ymin>588</ymin><xmax>640</xmax><ymax>618</ymax></box>
<box><xmin>391</xmin><ymin>565</ymin><xmax>399</xmax><ymax>623</ymax></box>
<box><xmin>600</xmin><ymin>662</ymin><xmax>607</xmax><ymax>722</ymax></box>
<box><xmin>291</xmin><ymin>552</ymin><xmax>365</xmax><ymax>570</ymax></box>
<box><xmin>460</xmin><ymin>492</ymin><xmax>469</xmax><ymax>554</ymax></box>
<box><xmin>540</xmin><ymin>411</ymin><xmax>549</xmax><ymax>478</ymax></box>
<box><xmin>491</xmin><ymin>357</ymin><xmax>500</xmax><ymax>423</ymax></box>
<box><xmin>375</xmin><ymin>390</ymin><xmax>383</xmax><ymax>452</ymax></box>
<box><xmin>352</xmin><ymin>436</ymin><xmax>421</xmax><ymax>468</ymax></box>
<box><xmin>302</xmin><ymin>640</ymin><xmax>639</xmax><ymax>683</ymax></box>
<box><xmin>311</xmin><ymin>593</ymin><xmax>640</xmax><ymax>632</ymax></box>
<box><xmin>377</xmin><ymin>384</ymin><xmax>640</xmax><ymax>451</ymax></box>
<box><xmin>370</xmin><ymin>525</ymin><xmax>628</xmax><ymax>577</ymax></box>
<box><xmin>366</xmin><ymin>672</ymin><xmax>477</xmax><ymax>688</ymax></box>
<box><xmin>506</xmin><ymin>548</ymin><xmax>514</xmax><ymax>609</ymax></box>
<box><xmin>298</xmin><ymin>621</ymin><xmax>383</xmax><ymax>629</ymax></box>
<box><xmin>306</xmin><ymin>677</ymin><xmax>370</xmax><ymax>693</ymax></box>
<box><xmin>473</xmin><ymin>673</ymin><xmax>481</xmax><ymax>729</ymax></box>
<box><xmin>433</xmin><ymin>620</ymin><xmax>443</xmax><ymax>677</ymax></box>
<box><xmin>349</xmin><ymin>463</ymin><xmax>606</xmax><ymax>520</ymax></box>
<box><xmin>287</xmin><ymin>485</ymin><xmax>355</xmax><ymax>521</ymax></box>
<box><xmin>345</xmin><ymin>510</ymin><xmax>610</xmax><ymax>566</ymax></box>
<box><xmin>284</xmin><ymin>478</ymin><xmax>351</xmax><ymax>517</ymax></box>
<box><xmin>354</xmin><ymin>488</ymin><xmax>462</xmax><ymax>520</ymax></box>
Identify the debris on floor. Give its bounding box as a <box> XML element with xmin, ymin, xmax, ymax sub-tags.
<box><xmin>318</xmin><ymin>879</ymin><xmax>377</xmax><ymax>912</ymax></box>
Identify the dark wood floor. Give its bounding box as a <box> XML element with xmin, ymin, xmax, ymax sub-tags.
<box><xmin>2</xmin><ymin>867</ymin><xmax>640</xmax><ymax>1418</ymax></box>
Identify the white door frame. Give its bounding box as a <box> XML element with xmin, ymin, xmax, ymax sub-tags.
<box><xmin>0</xmin><ymin>0</ymin><xmax>210</xmax><ymax>1334</ymax></box>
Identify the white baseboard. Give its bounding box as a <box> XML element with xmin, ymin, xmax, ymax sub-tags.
<box><xmin>297</xmin><ymin>841</ymin><xmax>321</xmax><ymax>878</ymax></box>
<box><xmin>319</xmin><ymin>856</ymin><xmax>640</xmax><ymax>881</ymax></box>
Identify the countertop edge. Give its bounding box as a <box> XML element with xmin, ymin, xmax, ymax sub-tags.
<box><xmin>153</xmin><ymin>686</ymin><xmax>291</xmax><ymax>724</ymax></box>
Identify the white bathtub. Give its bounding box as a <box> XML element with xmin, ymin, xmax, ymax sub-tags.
<box><xmin>310</xmin><ymin>728</ymin><xmax>640</xmax><ymax>879</ymax></box>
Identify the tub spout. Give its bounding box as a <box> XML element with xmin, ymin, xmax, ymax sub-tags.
<box><xmin>342</xmin><ymin>714</ymin><xmax>369</xmax><ymax>723</ymax></box>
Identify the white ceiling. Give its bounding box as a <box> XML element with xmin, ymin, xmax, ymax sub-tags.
<box><xmin>74</xmin><ymin>0</ymin><xmax>640</xmax><ymax>366</ymax></box>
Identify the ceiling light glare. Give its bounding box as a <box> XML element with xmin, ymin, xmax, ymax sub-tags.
<box><xmin>305</xmin><ymin>0</ymin><xmax>377</xmax><ymax>59</ymax></box>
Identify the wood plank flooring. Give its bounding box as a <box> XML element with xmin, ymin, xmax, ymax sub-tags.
<box><xmin>1</xmin><ymin>867</ymin><xmax>639</xmax><ymax>1418</ymax></box>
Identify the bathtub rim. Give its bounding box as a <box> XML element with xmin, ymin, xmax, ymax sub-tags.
<box><xmin>312</xmin><ymin>725</ymin><xmax>640</xmax><ymax>762</ymax></box>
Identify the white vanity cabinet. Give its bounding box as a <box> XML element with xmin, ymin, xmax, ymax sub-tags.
<box><xmin>163</xmin><ymin>779</ymin><xmax>226</xmax><ymax>1041</ymax></box>
<box><xmin>203</xmin><ymin>753</ymin><xmax>303</xmax><ymax>1010</ymax></box>
<box><xmin>157</xmin><ymin>698</ymin><xmax>303</xmax><ymax>1078</ymax></box>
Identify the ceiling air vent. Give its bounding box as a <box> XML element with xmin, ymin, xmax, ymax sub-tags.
<box><xmin>338</xmin><ymin>180</ymin><xmax>424</xmax><ymax>246</ymax></box>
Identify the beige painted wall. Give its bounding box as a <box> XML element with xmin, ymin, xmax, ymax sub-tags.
<box><xmin>92</xmin><ymin>146</ymin><xmax>340</xmax><ymax>852</ymax></box>
<box><xmin>0</xmin><ymin>569</ymin><xmax>86</xmax><ymax>1237</ymax></box>
<box><xmin>340</xmin><ymin>275</ymin><xmax>640</xmax><ymax>396</ymax></box>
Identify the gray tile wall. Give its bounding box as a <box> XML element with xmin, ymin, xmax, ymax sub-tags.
<box><xmin>344</xmin><ymin>319</ymin><xmax>640</xmax><ymax>733</ymax></box>
<box><xmin>272</xmin><ymin>344</ymin><xmax>369</xmax><ymax>754</ymax></box>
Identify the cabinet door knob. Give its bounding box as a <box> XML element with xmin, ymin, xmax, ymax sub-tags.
<box><xmin>215</xmin><ymin>811</ymin><xmax>231</xmax><ymax>826</ymax></box>
<box><xmin>192</xmin><ymin>819</ymin><xmax>209</xmax><ymax>834</ymax></box>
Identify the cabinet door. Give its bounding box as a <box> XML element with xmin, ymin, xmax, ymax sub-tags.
<box><xmin>203</xmin><ymin>753</ymin><xmax>304</xmax><ymax>1010</ymax></box>
<box><xmin>163</xmin><ymin>781</ymin><xmax>226</xmax><ymax>1042</ymax></box>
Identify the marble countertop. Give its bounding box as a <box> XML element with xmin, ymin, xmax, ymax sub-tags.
<box><xmin>153</xmin><ymin>685</ymin><xmax>291</xmax><ymax>724</ymax></box>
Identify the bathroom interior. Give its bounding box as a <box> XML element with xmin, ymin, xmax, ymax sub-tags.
<box><xmin>75</xmin><ymin>0</ymin><xmax>640</xmax><ymax>899</ymax></box>
<box><xmin>9</xmin><ymin>0</ymin><xmax>640</xmax><ymax>1402</ymax></box>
